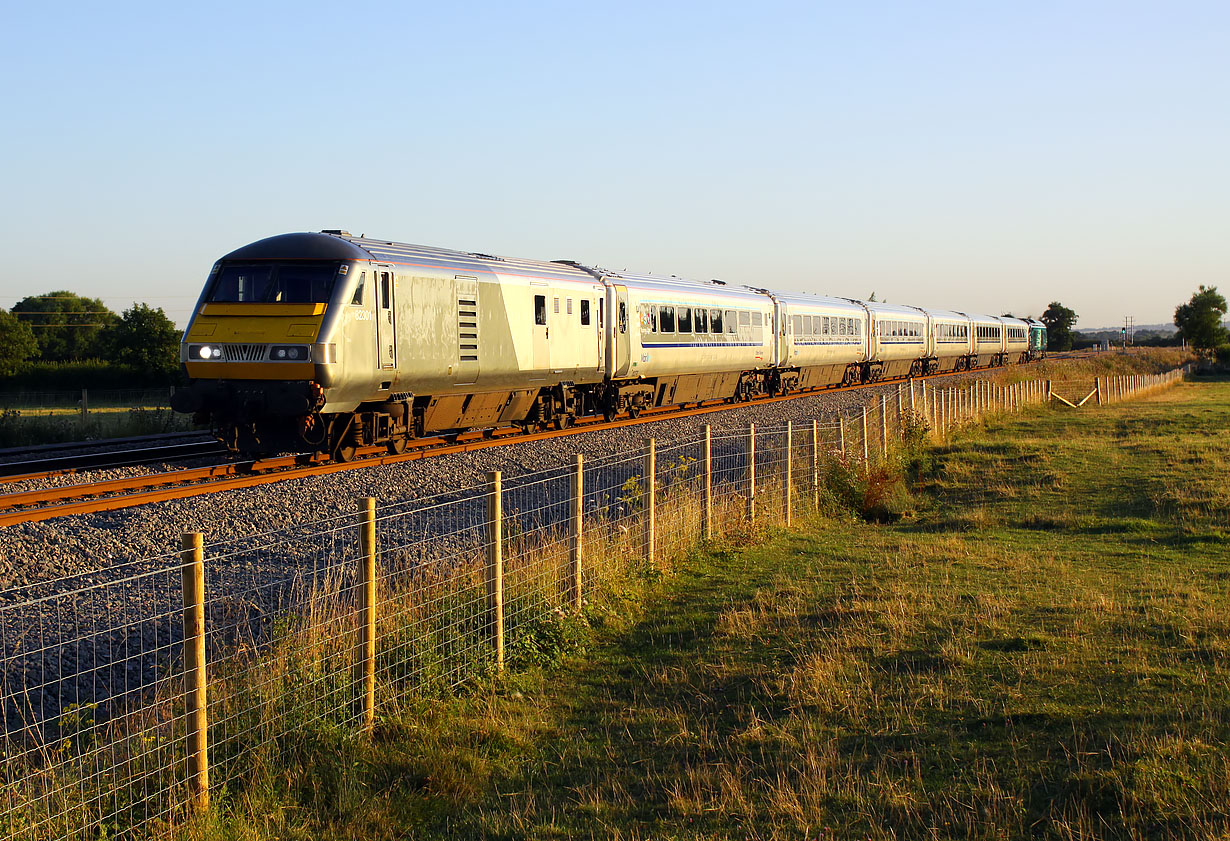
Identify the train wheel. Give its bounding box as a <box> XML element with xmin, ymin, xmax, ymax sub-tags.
<box><xmin>553</xmin><ymin>414</ymin><xmax>574</xmax><ymax>431</ymax></box>
<box><xmin>628</xmin><ymin>405</ymin><xmax>642</xmax><ymax>419</ymax></box>
<box><xmin>387</xmin><ymin>435</ymin><xmax>408</xmax><ymax>455</ymax></box>
<box><xmin>335</xmin><ymin>443</ymin><xmax>357</xmax><ymax>462</ymax></box>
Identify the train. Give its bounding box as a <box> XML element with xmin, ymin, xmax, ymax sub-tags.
<box><xmin>170</xmin><ymin>231</ymin><xmax>1047</xmax><ymax>458</ymax></box>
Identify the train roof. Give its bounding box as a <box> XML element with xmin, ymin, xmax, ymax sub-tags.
<box><xmin>855</xmin><ymin>300</ymin><xmax>927</xmax><ymax>318</ymax></box>
<box><xmin>221</xmin><ymin>232</ymin><xmax>598</xmax><ymax>284</ymax></box>
<box><xmin>955</xmin><ymin>311</ymin><xmax>1005</xmax><ymax>325</ymax></box>
<box><xmin>913</xmin><ymin>308</ymin><xmax>968</xmax><ymax>322</ymax></box>
<box><xmin>608</xmin><ymin>271</ymin><xmax>770</xmax><ymax>304</ymax></box>
<box><xmin>768</xmin><ymin>291</ymin><xmax>869</xmax><ymax>312</ymax></box>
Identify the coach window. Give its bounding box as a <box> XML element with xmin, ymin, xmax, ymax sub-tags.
<box><xmin>580</xmin><ymin>299</ymin><xmax>590</xmax><ymax>325</ymax></box>
<box><xmin>659</xmin><ymin>305</ymin><xmax>675</xmax><ymax>333</ymax></box>
<box><xmin>711</xmin><ymin>309</ymin><xmax>723</xmax><ymax>333</ymax></box>
<box><xmin>726</xmin><ymin>310</ymin><xmax>737</xmax><ymax>334</ymax></box>
<box><xmin>695</xmin><ymin>308</ymin><xmax>708</xmax><ymax>334</ymax></box>
<box><xmin>618</xmin><ymin>302</ymin><xmax>627</xmax><ymax>333</ymax></box>
<box><xmin>678</xmin><ymin>307</ymin><xmax>693</xmax><ymax>333</ymax></box>
<box><xmin>534</xmin><ymin>295</ymin><xmax>547</xmax><ymax>325</ymax></box>
<box><xmin>350</xmin><ymin>272</ymin><xmax>365</xmax><ymax>305</ymax></box>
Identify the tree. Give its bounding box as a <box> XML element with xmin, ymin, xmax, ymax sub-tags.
<box><xmin>10</xmin><ymin>291</ymin><xmax>117</xmax><ymax>361</ymax></box>
<box><xmin>1174</xmin><ymin>285</ymin><xmax>1228</xmax><ymax>352</ymax></box>
<box><xmin>1041</xmin><ymin>302</ymin><xmax>1078</xmax><ymax>352</ymax></box>
<box><xmin>100</xmin><ymin>303</ymin><xmax>182</xmax><ymax>378</ymax></box>
<box><xmin>0</xmin><ymin>310</ymin><xmax>38</xmax><ymax>376</ymax></box>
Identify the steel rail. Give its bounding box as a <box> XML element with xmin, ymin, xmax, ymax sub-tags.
<box><xmin>0</xmin><ymin>440</ymin><xmax>228</xmax><ymax>482</ymax></box>
<box><xmin>0</xmin><ymin>362</ymin><xmax>1032</xmax><ymax>527</ymax></box>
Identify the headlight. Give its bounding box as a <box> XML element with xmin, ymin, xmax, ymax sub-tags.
<box><xmin>191</xmin><ymin>345</ymin><xmax>222</xmax><ymax>360</ymax></box>
<box><xmin>270</xmin><ymin>345</ymin><xmax>309</xmax><ymax>361</ymax></box>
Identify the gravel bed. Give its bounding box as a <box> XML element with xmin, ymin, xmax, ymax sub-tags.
<box><xmin>0</xmin><ymin>371</ymin><xmax>997</xmax><ymax>728</ymax></box>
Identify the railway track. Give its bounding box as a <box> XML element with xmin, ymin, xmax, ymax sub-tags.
<box><xmin>0</xmin><ymin>432</ymin><xmax>225</xmax><ymax>480</ymax></box>
<box><xmin>0</xmin><ymin>365</ymin><xmax>1029</xmax><ymax>527</ymax></box>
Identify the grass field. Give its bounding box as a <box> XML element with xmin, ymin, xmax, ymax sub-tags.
<box><xmin>208</xmin><ymin>374</ymin><xmax>1228</xmax><ymax>839</ymax></box>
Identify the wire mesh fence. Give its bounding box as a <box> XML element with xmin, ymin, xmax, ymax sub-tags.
<box><xmin>0</xmin><ymin>369</ymin><xmax>1188</xmax><ymax>838</ymax></box>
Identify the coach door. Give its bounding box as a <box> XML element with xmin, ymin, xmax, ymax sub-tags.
<box><xmin>608</xmin><ymin>284</ymin><xmax>631</xmax><ymax>377</ymax></box>
<box><xmin>375</xmin><ymin>266</ymin><xmax>395</xmax><ymax>370</ymax></box>
<box><xmin>593</xmin><ymin>285</ymin><xmax>605</xmax><ymax>374</ymax></box>
<box><xmin>530</xmin><ymin>282</ymin><xmax>549</xmax><ymax>378</ymax></box>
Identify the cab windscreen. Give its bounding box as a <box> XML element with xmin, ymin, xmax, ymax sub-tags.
<box><xmin>207</xmin><ymin>262</ymin><xmax>340</xmax><ymax>304</ymax></box>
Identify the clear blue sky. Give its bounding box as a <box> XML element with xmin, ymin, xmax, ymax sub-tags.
<box><xmin>2</xmin><ymin>1</ymin><xmax>1226</xmax><ymax>329</ymax></box>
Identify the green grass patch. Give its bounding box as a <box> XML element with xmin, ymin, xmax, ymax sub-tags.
<box><xmin>186</xmin><ymin>375</ymin><xmax>1230</xmax><ymax>839</ymax></box>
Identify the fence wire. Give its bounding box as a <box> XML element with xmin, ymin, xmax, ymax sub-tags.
<box><xmin>0</xmin><ymin>389</ymin><xmax>178</xmax><ymax>417</ymax></box>
<box><xmin>0</xmin><ymin>368</ymin><xmax>1187</xmax><ymax>838</ymax></box>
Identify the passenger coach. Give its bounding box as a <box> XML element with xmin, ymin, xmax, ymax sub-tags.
<box><xmin>173</xmin><ymin>230</ymin><xmax>1047</xmax><ymax>458</ymax></box>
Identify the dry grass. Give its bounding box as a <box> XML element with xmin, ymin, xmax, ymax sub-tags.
<box><xmin>5</xmin><ymin>357</ymin><xmax>1209</xmax><ymax>840</ymax></box>
<box><xmin>270</xmin><ymin>372</ymin><xmax>1226</xmax><ymax>840</ymax></box>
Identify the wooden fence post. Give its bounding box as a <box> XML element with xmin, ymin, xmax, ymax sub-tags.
<box><xmin>358</xmin><ymin>497</ymin><xmax>377</xmax><ymax>731</ymax></box>
<box><xmin>485</xmin><ymin>471</ymin><xmax>504</xmax><ymax>671</ymax></box>
<box><xmin>811</xmin><ymin>418</ymin><xmax>820</xmax><ymax>511</ymax></box>
<box><xmin>746</xmin><ymin>425</ymin><xmax>756</xmax><ymax>521</ymax></box>
<box><xmin>838</xmin><ymin>415</ymin><xmax>846</xmax><ymax>455</ymax></box>
<box><xmin>784</xmin><ymin>421</ymin><xmax>793</xmax><ymax>526</ymax></box>
<box><xmin>909</xmin><ymin>378</ymin><xmax>916</xmax><ymax>413</ymax></box>
<box><xmin>644</xmin><ymin>439</ymin><xmax>657</xmax><ymax>561</ymax></box>
<box><xmin>702</xmin><ymin>425</ymin><xmax>712</xmax><ymax>542</ymax></box>
<box><xmin>570</xmin><ymin>455</ymin><xmax>583</xmax><ymax>612</ymax></box>
<box><xmin>80</xmin><ymin>388</ymin><xmax>89</xmax><ymax>420</ymax></box>
<box><xmin>861</xmin><ymin>405</ymin><xmax>870</xmax><ymax>463</ymax></box>
<box><xmin>880</xmin><ymin>395</ymin><xmax>889</xmax><ymax>459</ymax></box>
<box><xmin>180</xmin><ymin>532</ymin><xmax>209</xmax><ymax>813</ymax></box>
